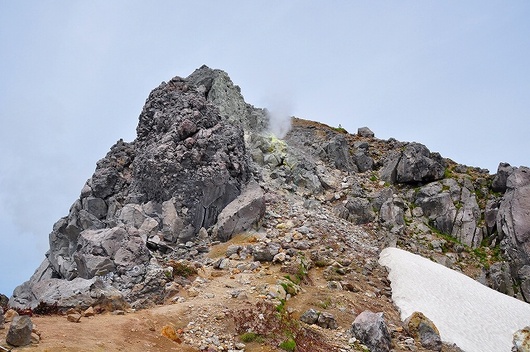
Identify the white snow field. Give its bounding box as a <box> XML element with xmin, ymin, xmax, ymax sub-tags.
<box><xmin>379</xmin><ymin>247</ymin><xmax>530</xmax><ymax>352</ymax></box>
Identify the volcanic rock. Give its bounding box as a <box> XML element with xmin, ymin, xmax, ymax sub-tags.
<box><xmin>6</xmin><ymin>315</ymin><xmax>33</xmax><ymax>347</ymax></box>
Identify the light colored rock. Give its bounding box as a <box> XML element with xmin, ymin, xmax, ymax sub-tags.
<box><xmin>67</xmin><ymin>313</ymin><xmax>82</xmax><ymax>323</ymax></box>
<box><xmin>404</xmin><ymin>311</ymin><xmax>442</xmax><ymax>351</ymax></box>
<box><xmin>83</xmin><ymin>306</ymin><xmax>95</xmax><ymax>317</ymax></box>
<box><xmin>213</xmin><ymin>181</ymin><xmax>266</xmax><ymax>242</ymax></box>
<box><xmin>513</xmin><ymin>326</ymin><xmax>530</xmax><ymax>352</ymax></box>
<box><xmin>4</xmin><ymin>309</ymin><xmax>18</xmax><ymax>323</ymax></box>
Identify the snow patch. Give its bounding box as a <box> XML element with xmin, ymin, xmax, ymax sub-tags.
<box><xmin>379</xmin><ymin>247</ymin><xmax>530</xmax><ymax>352</ymax></box>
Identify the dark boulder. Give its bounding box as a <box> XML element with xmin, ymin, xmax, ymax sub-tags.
<box><xmin>381</xmin><ymin>143</ymin><xmax>445</xmax><ymax>184</ymax></box>
<box><xmin>491</xmin><ymin>162</ymin><xmax>515</xmax><ymax>193</ymax></box>
<box><xmin>351</xmin><ymin>311</ymin><xmax>392</xmax><ymax>352</ymax></box>
<box><xmin>6</xmin><ymin>315</ymin><xmax>33</xmax><ymax>347</ymax></box>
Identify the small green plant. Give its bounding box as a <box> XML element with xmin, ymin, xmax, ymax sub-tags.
<box><xmin>314</xmin><ymin>260</ymin><xmax>328</xmax><ymax>268</ymax></box>
<box><xmin>317</xmin><ymin>297</ymin><xmax>332</xmax><ymax>309</ymax></box>
<box><xmin>333</xmin><ymin>124</ymin><xmax>348</xmax><ymax>134</ymax></box>
<box><xmin>232</xmin><ymin>301</ymin><xmax>334</xmax><ymax>351</ymax></box>
<box><xmin>279</xmin><ymin>338</ymin><xmax>296</xmax><ymax>351</ymax></box>
<box><xmin>240</xmin><ymin>332</ymin><xmax>263</xmax><ymax>343</ymax></box>
<box><xmin>276</xmin><ymin>298</ymin><xmax>287</xmax><ymax>313</ymax></box>
<box><xmin>444</xmin><ymin>168</ymin><xmax>454</xmax><ymax>178</ymax></box>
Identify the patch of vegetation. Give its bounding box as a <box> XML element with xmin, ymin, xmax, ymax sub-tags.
<box><xmin>167</xmin><ymin>260</ymin><xmax>198</xmax><ymax>279</ymax></box>
<box><xmin>314</xmin><ymin>260</ymin><xmax>329</xmax><ymax>268</ymax></box>
<box><xmin>369</xmin><ymin>172</ymin><xmax>378</xmax><ymax>182</ymax></box>
<box><xmin>279</xmin><ymin>338</ymin><xmax>296</xmax><ymax>351</ymax></box>
<box><xmin>240</xmin><ymin>332</ymin><xmax>264</xmax><ymax>343</ymax></box>
<box><xmin>280</xmin><ymin>281</ymin><xmax>298</xmax><ymax>296</ymax></box>
<box><xmin>429</xmin><ymin>223</ymin><xmax>461</xmax><ymax>246</ymax></box>
<box><xmin>317</xmin><ymin>297</ymin><xmax>332</xmax><ymax>309</ymax></box>
<box><xmin>473</xmin><ymin>244</ymin><xmax>503</xmax><ymax>269</ymax></box>
<box><xmin>444</xmin><ymin>167</ymin><xmax>454</xmax><ymax>179</ymax></box>
<box><xmin>281</xmin><ymin>257</ymin><xmax>310</xmax><ymax>285</ymax></box>
<box><xmin>232</xmin><ymin>301</ymin><xmax>334</xmax><ymax>351</ymax></box>
<box><xmin>333</xmin><ymin>124</ymin><xmax>348</xmax><ymax>134</ymax></box>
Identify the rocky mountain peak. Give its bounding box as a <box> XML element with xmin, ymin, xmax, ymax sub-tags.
<box><xmin>5</xmin><ymin>66</ymin><xmax>530</xmax><ymax>351</ymax></box>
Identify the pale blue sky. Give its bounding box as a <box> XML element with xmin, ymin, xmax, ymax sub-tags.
<box><xmin>1</xmin><ymin>1</ymin><xmax>529</xmax><ymax>296</ymax></box>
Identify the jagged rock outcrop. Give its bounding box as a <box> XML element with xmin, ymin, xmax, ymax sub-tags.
<box><xmin>10</xmin><ymin>66</ymin><xmax>267</xmax><ymax>309</ymax></box>
<box><xmin>497</xmin><ymin>167</ymin><xmax>530</xmax><ymax>301</ymax></box>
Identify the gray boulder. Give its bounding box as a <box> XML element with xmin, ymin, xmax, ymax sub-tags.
<box><xmin>404</xmin><ymin>311</ymin><xmax>442</xmax><ymax>351</ymax></box>
<box><xmin>10</xmin><ymin>276</ymin><xmax>126</xmax><ymax>310</ymax></box>
<box><xmin>353</xmin><ymin>150</ymin><xmax>374</xmax><ymax>173</ymax></box>
<box><xmin>252</xmin><ymin>243</ymin><xmax>281</xmax><ymax>262</ymax></box>
<box><xmin>300</xmin><ymin>308</ymin><xmax>320</xmax><ymax>325</ymax></box>
<box><xmin>381</xmin><ymin>143</ymin><xmax>445</xmax><ymax>184</ymax></box>
<box><xmin>317</xmin><ymin>311</ymin><xmax>338</xmax><ymax>329</ymax></box>
<box><xmin>416</xmin><ymin>191</ymin><xmax>456</xmax><ymax>235</ymax></box>
<box><xmin>492</xmin><ymin>162</ymin><xmax>515</xmax><ymax>193</ymax></box>
<box><xmin>323</xmin><ymin>135</ymin><xmax>354</xmax><ymax>171</ymax></box>
<box><xmin>336</xmin><ymin>197</ymin><xmax>376</xmax><ymax>225</ymax></box>
<box><xmin>487</xmin><ymin>262</ymin><xmax>514</xmax><ymax>296</ymax></box>
<box><xmin>351</xmin><ymin>311</ymin><xmax>392</xmax><ymax>352</ymax></box>
<box><xmin>0</xmin><ymin>306</ymin><xmax>4</xmax><ymax>329</ymax></box>
<box><xmin>213</xmin><ymin>181</ymin><xmax>266</xmax><ymax>242</ymax></box>
<box><xmin>357</xmin><ymin>126</ymin><xmax>375</xmax><ymax>138</ymax></box>
<box><xmin>6</xmin><ymin>315</ymin><xmax>33</xmax><ymax>347</ymax></box>
<box><xmin>379</xmin><ymin>198</ymin><xmax>405</xmax><ymax>231</ymax></box>
<box><xmin>74</xmin><ymin>227</ymin><xmax>151</xmax><ymax>279</ymax></box>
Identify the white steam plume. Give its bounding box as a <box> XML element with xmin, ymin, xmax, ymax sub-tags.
<box><xmin>264</xmin><ymin>97</ymin><xmax>293</xmax><ymax>139</ymax></box>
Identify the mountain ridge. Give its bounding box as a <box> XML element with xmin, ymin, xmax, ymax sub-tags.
<box><xmin>2</xmin><ymin>65</ymin><xmax>529</xmax><ymax>351</ymax></box>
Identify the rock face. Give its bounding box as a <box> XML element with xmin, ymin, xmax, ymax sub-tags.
<box><xmin>10</xmin><ymin>66</ymin><xmax>266</xmax><ymax>309</ymax></box>
<box><xmin>351</xmin><ymin>311</ymin><xmax>392</xmax><ymax>352</ymax></box>
<box><xmin>6</xmin><ymin>315</ymin><xmax>33</xmax><ymax>347</ymax></box>
<box><xmin>497</xmin><ymin>167</ymin><xmax>530</xmax><ymax>301</ymax></box>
